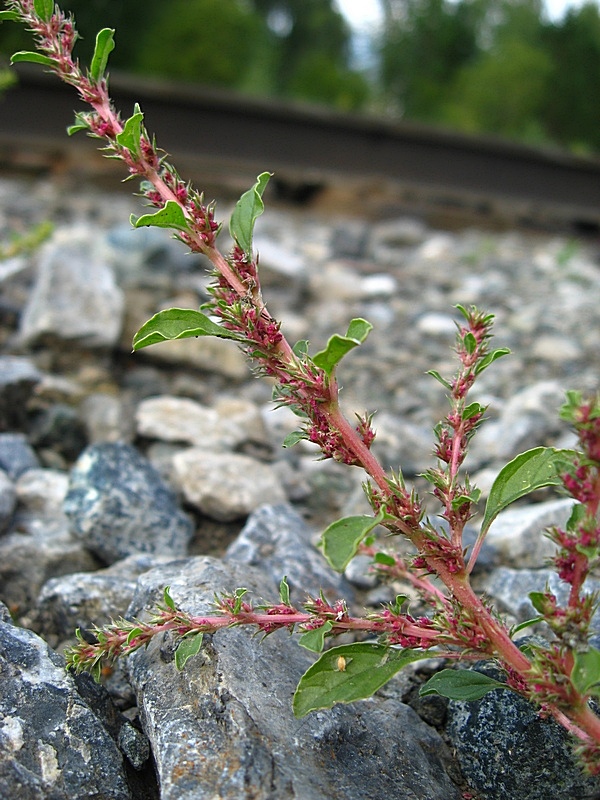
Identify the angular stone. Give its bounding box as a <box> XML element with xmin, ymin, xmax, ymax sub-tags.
<box><xmin>0</xmin><ymin>433</ymin><xmax>40</xmax><ymax>480</ymax></box>
<box><xmin>0</xmin><ymin>606</ymin><xmax>132</xmax><ymax>800</ymax></box>
<box><xmin>485</xmin><ymin>498</ymin><xmax>576</xmax><ymax>568</ymax></box>
<box><xmin>19</xmin><ymin>226</ymin><xmax>125</xmax><ymax>349</ymax></box>
<box><xmin>0</xmin><ymin>469</ymin><xmax>16</xmax><ymax>533</ymax></box>
<box><xmin>64</xmin><ymin>443</ymin><xmax>193</xmax><ymax>564</ymax></box>
<box><xmin>125</xmin><ymin>557</ymin><xmax>462</xmax><ymax>800</ymax></box>
<box><xmin>172</xmin><ymin>449</ymin><xmax>286</xmax><ymax>521</ymax></box>
<box><xmin>225</xmin><ymin>503</ymin><xmax>352</xmax><ymax>600</ymax></box>
<box><xmin>446</xmin><ymin>663</ymin><xmax>600</xmax><ymax>800</ymax></box>
<box><xmin>0</xmin><ymin>356</ymin><xmax>42</xmax><ymax>432</ymax></box>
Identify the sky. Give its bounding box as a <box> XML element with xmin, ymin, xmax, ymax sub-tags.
<box><xmin>335</xmin><ymin>0</ymin><xmax>595</xmax><ymax>26</ymax></box>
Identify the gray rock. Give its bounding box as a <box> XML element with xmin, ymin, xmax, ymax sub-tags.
<box><xmin>467</xmin><ymin>381</ymin><xmax>568</xmax><ymax>468</ymax></box>
<box><xmin>136</xmin><ymin>395</ymin><xmax>267</xmax><ymax>451</ymax></box>
<box><xmin>0</xmin><ymin>469</ymin><xmax>16</xmax><ymax>532</ymax></box>
<box><xmin>225</xmin><ymin>503</ymin><xmax>352</xmax><ymax>600</ymax></box>
<box><xmin>0</xmin><ymin>466</ymin><xmax>98</xmax><ymax>617</ymax></box>
<box><xmin>172</xmin><ymin>449</ymin><xmax>286</xmax><ymax>521</ymax></box>
<box><xmin>15</xmin><ymin>467</ymin><xmax>69</xmax><ymax>516</ymax></box>
<box><xmin>125</xmin><ymin>557</ymin><xmax>462</xmax><ymax>800</ymax></box>
<box><xmin>19</xmin><ymin>226</ymin><xmax>125</xmax><ymax>348</ymax></box>
<box><xmin>483</xmin><ymin>566</ymin><xmax>600</xmax><ymax>630</ymax></box>
<box><xmin>31</xmin><ymin>553</ymin><xmax>173</xmax><ymax>645</ymax></box>
<box><xmin>64</xmin><ymin>442</ymin><xmax>194</xmax><ymax>564</ymax></box>
<box><xmin>0</xmin><ymin>433</ymin><xmax>40</xmax><ymax>479</ymax></box>
<box><xmin>485</xmin><ymin>498</ymin><xmax>576</xmax><ymax>568</ymax></box>
<box><xmin>0</xmin><ymin>605</ymin><xmax>132</xmax><ymax>800</ymax></box>
<box><xmin>446</xmin><ymin>663</ymin><xmax>600</xmax><ymax>800</ymax></box>
<box><xmin>0</xmin><ymin>356</ymin><xmax>42</xmax><ymax>431</ymax></box>
<box><xmin>28</xmin><ymin>402</ymin><xmax>88</xmax><ymax>462</ymax></box>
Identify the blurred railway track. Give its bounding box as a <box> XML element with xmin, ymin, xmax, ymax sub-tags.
<box><xmin>2</xmin><ymin>65</ymin><xmax>600</xmax><ymax>234</ymax></box>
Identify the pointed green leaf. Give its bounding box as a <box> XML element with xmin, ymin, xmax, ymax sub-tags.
<box><xmin>131</xmin><ymin>200</ymin><xmax>190</xmax><ymax>233</ymax></box>
<box><xmin>463</xmin><ymin>402</ymin><xmax>485</xmax><ymax>420</ymax></box>
<box><xmin>116</xmin><ymin>104</ymin><xmax>144</xmax><ymax>156</ymax></box>
<box><xmin>572</xmin><ymin>647</ymin><xmax>600</xmax><ymax>696</ymax></box>
<box><xmin>463</xmin><ymin>331</ymin><xmax>477</xmax><ymax>354</ymax></box>
<box><xmin>373</xmin><ymin>552</ymin><xmax>396</xmax><ymax>566</ymax></box>
<box><xmin>126</xmin><ymin>627</ymin><xmax>144</xmax><ymax>645</ymax></box>
<box><xmin>510</xmin><ymin>617</ymin><xmax>543</xmax><ymax>637</ymax></box>
<box><xmin>10</xmin><ymin>51</ymin><xmax>55</xmax><ymax>67</ymax></box>
<box><xmin>312</xmin><ymin>318</ymin><xmax>373</xmax><ymax>377</ymax></box>
<box><xmin>320</xmin><ymin>512</ymin><xmax>386</xmax><ymax>572</ymax></box>
<box><xmin>419</xmin><ymin>668</ymin><xmax>508</xmax><ymax>701</ymax></box>
<box><xmin>132</xmin><ymin>308</ymin><xmax>242</xmax><ymax>351</ymax></box>
<box><xmin>279</xmin><ymin>576</ymin><xmax>290</xmax><ymax>606</ymax></box>
<box><xmin>174</xmin><ymin>632</ymin><xmax>204</xmax><ymax>671</ymax></box>
<box><xmin>33</xmin><ymin>0</ymin><xmax>53</xmax><ymax>22</ymax></box>
<box><xmin>89</xmin><ymin>28</ymin><xmax>115</xmax><ymax>83</ymax></box>
<box><xmin>282</xmin><ymin>430</ymin><xmax>306</xmax><ymax>448</ymax></box>
<box><xmin>293</xmin><ymin>643</ymin><xmax>429</xmax><ymax>717</ymax></box>
<box><xmin>163</xmin><ymin>586</ymin><xmax>176</xmax><ymax>610</ymax></box>
<box><xmin>480</xmin><ymin>447</ymin><xmax>574</xmax><ymax>538</ymax></box>
<box><xmin>298</xmin><ymin>621</ymin><xmax>333</xmax><ymax>653</ymax></box>
<box><xmin>0</xmin><ymin>11</ymin><xmax>20</xmax><ymax>21</ymax></box>
<box><xmin>67</xmin><ymin>121</ymin><xmax>89</xmax><ymax>136</ymax></box>
<box><xmin>475</xmin><ymin>347</ymin><xmax>511</xmax><ymax>375</ymax></box>
<box><xmin>229</xmin><ymin>172</ymin><xmax>271</xmax><ymax>255</ymax></box>
<box><xmin>427</xmin><ymin>370</ymin><xmax>453</xmax><ymax>390</ymax></box>
<box><xmin>528</xmin><ymin>591</ymin><xmax>547</xmax><ymax>614</ymax></box>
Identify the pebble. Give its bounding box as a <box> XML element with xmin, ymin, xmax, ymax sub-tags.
<box><xmin>1</xmin><ymin>173</ymin><xmax>600</xmax><ymax>799</ymax></box>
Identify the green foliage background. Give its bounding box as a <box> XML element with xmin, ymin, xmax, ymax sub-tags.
<box><xmin>1</xmin><ymin>0</ymin><xmax>600</xmax><ymax>152</ymax></box>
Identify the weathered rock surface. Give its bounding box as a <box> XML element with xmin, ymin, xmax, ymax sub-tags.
<box><xmin>64</xmin><ymin>442</ymin><xmax>194</xmax><ymax>564</ymax></box>
<box><xmin>125</xmin><ymin>557</ymin><xmax>462</xmax><ymax>800</ymax></box>
<box><xmin>0</xmin><ymin>601</ymin><xmax>136</xmax><ymax>800</ymax></box>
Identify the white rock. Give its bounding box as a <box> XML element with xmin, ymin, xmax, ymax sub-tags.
<box><xmin>172</xmin><ymin>450</ymin><xmax>286</xmax><ymax>521</ymax></box>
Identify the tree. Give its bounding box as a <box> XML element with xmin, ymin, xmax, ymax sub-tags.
<box><xmin>542</xmin><ymin>2</ymin><xmax>600</xmax><ymax>151</ymax></box>
<box><xmin>378</xmin><ymin>0</ymin><xmax>484</xmax><ymax>120</ymax></box>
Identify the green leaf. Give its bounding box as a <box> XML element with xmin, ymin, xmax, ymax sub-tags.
<box><xmin>480</xmin><ymin>447</ymin><xmax>573</xmax><ymax>538</ymax></box>
<box><xmin>131</xmin><ymin>200</ymin><xmax>190</xmax><ymax>233</ymax></box>
<box><xmin>419</xmin><ymin>668</ymin><xmax>508</xmax><ymax>701</ymax></box>
<box><xmin>528</xmin><ymin>591</ymin><xmax>547</xmax><ymax>614</ymax></box>
<box><xmin>133</xmin><ymin>308</ymin><xmax>242</xmax><ymax>350</ymax></box>
<box><xmin>312</xmin><ymin>318</ymin><xmax>373</xmax><ymax>378</ymax></box>
<box><xmin>463</xmin><ymin>402</ymin><xmax>485</xmax><ymax>420</ymax></box>
<box><xmin>426</xmin><ymin>370</ymin><xmax>452</xmax><ymax>391</ymax></box>
<box><xmin>163</xmin><ymin>586</ymin><xmax>176</xmax><ymax>611</ymax></box>
<box><xmin>373</xmin><ymin>552</ymin><xmax>396</xmax><ymax>566</ymax></box>
<box><xmin>293</xmin><ymin>643</ymin><xmax>429</xmax><ymax>717</ymax></box>
<box><xmin>174</xmin><ymin>632</ymin><xmax>204</xmax><ymax>671</ymax></box>
<box><xmin>126</xmin><ymin>627</ymin><xmax>144</xmax><ymax>644</ymax></box>
<box><xmin>282</xmin><ymin>430</ymin><xmax>306</xmax><ymax>448</ymax></box>
<box><xmin>67</xmin><ymin>119</ymin><xmax>90</xmax><ymax>136</ymax></box>
<box><xmin>89</xmin><ymin>28</ymin><xmax>115</xmax><ymax>83</ymax></box>
<box><xmin>510</xmin><ymin>617</ymin><xmax>542</xmax><ymax>637</ymax></box>
<box><xmin>298</xmin><ymin>621</ymin><xmax>333</xmax><ymax>653</ymax></box>
<box><xmin>33</xmin><ymin>0</ymin><xmax>53</xmax><ymax>22</ymax></box>
<box><xmin>10</xmin><ymin>51</ymin><xmax>55</xmax><ymax>67</ymax></box>
<box><xmin>116</xmin><ymin>104</ymin><xmax>144</xmax><ymax>156</ymax></box>
<box><xmin>229</xmin><ymin>172</ymin><xmax>271</xmax><ymax>255</ymax></box>
<box><xmin>320</xmin><ymin>511</ymin><xmax>385</xmax><ymax>572</ymax></box>
<box><xmin>279</xmin><ymin>576</ymin><xmax>290</xmax><ymax>606</ymax></box>
<box><xmin>463</xmin><ymin>331</ymin><xmax>477</xmax><ymax>354</ymax></box>
<box><xmin>475</xmin><ymin>347</ymin><xmax>511</xmax><ymax>375</ymax></box>
<box><xmin>0</xmin><ymin>11</ymin><xmax>20</xmax><ymax>21</ymax></box>
<box><xmin>572</xmin><ymin>647</ymin><xmax>600</xmax><ymax>696</ymax></box>
<box><xmin>293</xmin><ymin>339</ymin><xmax>310</xmax><ymax>358</ymax></box>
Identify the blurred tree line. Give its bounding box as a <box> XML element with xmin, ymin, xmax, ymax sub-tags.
<box><xmin>379</xmin><ymin>0</ymin><xmax>600</xmax><ymax>153</ymax></box>
<box><xmin>1</xmin><ymin>0</ymin><xmax>599</xmax><ymax>153</ymax></box>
